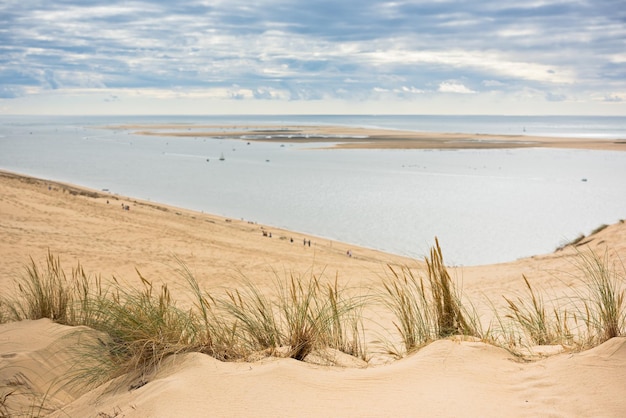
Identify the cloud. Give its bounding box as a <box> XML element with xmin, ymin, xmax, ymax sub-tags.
<box><xmin>545</xmin><ymin>91</ymin><xmax>567</xmax><ymax>102</ymax></box>
<box><xmin>400</xmin><ymin>86</ymin><xmax>425</xmax><ymax>94</ymax></box>
<box><xmin>1</xmin><ymin>0</ymin><xmax>625</xmax><ymax>113</ymax></box>
<box><xmin>0</xmin><ymin>85</ymin><xmax>26</xmax><ymax>99</ymax></box>
<box><xmin>483</xmin><ymin>80</ymin><xmax>505</xmax><ymax>87</ymax></box>
<box><xmin>438</xmin><ymin>81</ymin><xmax>476</xmax><ymax>94</ymax></box>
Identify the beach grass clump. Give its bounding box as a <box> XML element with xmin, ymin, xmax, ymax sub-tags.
<box><xmin>503</xmin><ymin>276</ymin><xmax>573</xmax><ymax>347</ymax></box>
<box><xmin>2</xmin><ymin>252</ymin><xmax>105</xmax><ymax>327</ymax></box>
<box><xmin>278</xmin><ymin>274</ymin><xmax>366</xmax><ymax>360</ymax></box>
<box><xmin>180</xmin><ymin>267</ymin><xmax>242</xmax><ymax>361</ymax></box>
<box><xmin>5</xmin><ymin>253</ymin><xmax>73</xmax><ymax>324</ymax></box>
<box><xmin>381</xmin><ymin>264</ymin><xmax>432</xmax><ymax>355</ymax></box>
<box><xmin>574</xmin><ymin>250</ymin><xmax>626</xmax><ymax>344</ymax></box>
<box><xmin>495</xmin><ymin>250</ymin><xmax>625</xmax><ymax>353</ymax></box>
<box><xmin>87</xmin><ymin>274</ymin><xmax>199</xmax><ymax>378</ymax></box>
<box><xmin>219</xmin><ymin>272</ymin><xmax>366</xmax><ymax>361</ymax></box>
<box><xmin>381</xmin><ymin>238</ymin><xmax>482</xmax><ymax>356</ymax></box>
<box><xmin>425</xmin><ymin>239</ymin><xmax>479</xmax><ymax>338</ymax></box>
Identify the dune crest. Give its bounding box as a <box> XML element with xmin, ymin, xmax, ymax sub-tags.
<box><xmin>2</xmin><ymin>320</ymin><xmax>624</xmax><ymax>417</ymax></box>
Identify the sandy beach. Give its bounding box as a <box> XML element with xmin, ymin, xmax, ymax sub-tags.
<box><xmin>109</xmin><ymin>124</ymin><xmax>626</xmax><ymax>151</ymax></box>
<box><xmin>1</xmin><ymin>169</ymin><xmax>625</xmax><ymax>417</ymax></box>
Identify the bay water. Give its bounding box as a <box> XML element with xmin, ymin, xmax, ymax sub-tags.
<box><xmin>1</xmin><ymin>115</ymin><xmax>625</xmax><ymax>266</ymax></box>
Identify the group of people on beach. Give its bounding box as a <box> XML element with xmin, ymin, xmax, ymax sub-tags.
<box><xmin>259</xmin><ymin>229</ymin><xmax>356</xmax><ymax>257</ymax></box>
<box><xmin>260</xmin><ymin>229</ymin><xmax>314</xmax><ymax>248</ymax></box>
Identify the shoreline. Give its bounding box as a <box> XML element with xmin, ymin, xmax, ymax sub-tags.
<box><xmin>2</xmin><ymin>167</ymin><xmax>624</xmax><ymax>284</ymax></box>
<box><xmin>105</xmin><ymin>124</ymin><xmax>626</xmax><ymax>151</ymax></box>
<box><xmin>0</xmin><ymin>169</ymin><xmax>418</xmax><ymax>288</ymax></box>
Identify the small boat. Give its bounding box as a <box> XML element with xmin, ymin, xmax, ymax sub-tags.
<box><xmin>219</xmin><ymin>153</ymin><xmax>225</xmax><ymax>161</ymax></box>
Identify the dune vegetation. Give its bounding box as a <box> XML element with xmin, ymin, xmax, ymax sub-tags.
<box><xmin>1</xmin><ymin>241</ymin><xmax>624</xmax><ymax>396</ymax></box>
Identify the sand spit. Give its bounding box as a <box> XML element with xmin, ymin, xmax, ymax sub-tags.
<box><xmin>105</xmin><ymin>124</ymin><xmax>626</xmax><ymax>151</ymax></box>
<box><xmin>1</xmin><ymin>170</ymin><xmax>626</xmax><ymax>417</ymax></box>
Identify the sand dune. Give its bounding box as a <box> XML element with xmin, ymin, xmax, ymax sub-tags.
<box><xmin>2</xmin><ymin>320</ymin><xmax>624</xmax><ymax>417</ymax></box>
<box><xmin>1</xmin><ymin>170</ymin><xmax>625</xmax><ymax>417</ymax></box>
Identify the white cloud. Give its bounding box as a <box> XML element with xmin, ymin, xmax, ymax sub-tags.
<box><xmin>483</xmin><ymin>80</ymin><xmax>505</xmax><ymax>87</ymax></box>
<box><xmin>400</xmin><ymin>86</ymin><xmax>425</xmax><ymax>94</ymax></box>
<box><xmin>438</xmin><ymin>81</ymin><xmax>476</xmax><ymax>94</ymax></box>
<box><xmin>1</xmin><ymin>0</ymin><xmax>624</xmax><ymax>114</ymax></box>
<box><xmin>362</xmin><ymin>49</ymin><xmax>575</xmax><ymax>84</ymax></box>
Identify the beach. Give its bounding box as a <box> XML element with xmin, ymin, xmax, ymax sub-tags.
<box><xmin>1</xmin><ymin>168</ymin><xmax>625</xmax><ymax>417</ymax></box>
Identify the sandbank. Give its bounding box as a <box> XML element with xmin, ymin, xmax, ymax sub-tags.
<box><xmin>106</xmin><ymin>124</ymin><xmax>626</xmax><ymax>151</ymax></box>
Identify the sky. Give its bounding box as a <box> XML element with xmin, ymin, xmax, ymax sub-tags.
<box><xmin>1</xmin><ymin>0</ymin><xmax>625</xmax><ymax>115</ymax></box>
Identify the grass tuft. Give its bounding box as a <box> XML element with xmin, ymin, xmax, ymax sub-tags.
<box><xmin>219</xmin><ymin>272</ymin><xmax>366</xmax><ymax>361</ymax></box>
<box><xmin>381</xmin><ymin>238</ymin><xmax>482</xmax><ymax>356</ymax></box>
<box><xmin>574</xmin><ymin>250</ymin><xmax>626</xmax><ymax>344</ymax></box>
<box><xmin>503</xmin><ymin>275</ymin><xmax>572</xmax><ymax>346</ymax></box>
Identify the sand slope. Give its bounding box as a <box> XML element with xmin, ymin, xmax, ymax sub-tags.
<box><xmin>1</xmin><ymin>170</ymin><xmax>626</xmax><ymax>417</ymax></box>
<box><xmin>1</xmin><ymin>319</ymin><xmax>624</xmax><ymax>417</ymax></box>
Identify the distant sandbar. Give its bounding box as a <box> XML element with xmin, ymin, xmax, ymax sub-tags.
<box><xmin>104</xmin><ymin>124</ymin><xmax>626</xmax><ymax>151</ymax></box>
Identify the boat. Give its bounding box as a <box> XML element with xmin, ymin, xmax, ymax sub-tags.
<box><xmin>219</xmin><ymin>153</ymin><xmax>225</xmax><ymax>161</ymax></box>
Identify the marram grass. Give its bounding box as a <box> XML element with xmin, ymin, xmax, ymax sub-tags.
<box><xmin>380</xmin><ymin>238</ymin><xmax>483</xmax><ymax>357</ymax></box>
<box><xmin>1</xmin><ymin>242</ymin><xmax>624</xmax><ymax>391</ymax></box>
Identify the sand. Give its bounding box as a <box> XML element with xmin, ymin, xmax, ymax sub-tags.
<box><xmin>1</xmin><ymin>169</ymin><xmax>625</xmax><ymax>417</ymax></box>
<box><xmin>107</xmin><ymin>124</ymin><xmax>626</xmax><ymax>151</ymax></box>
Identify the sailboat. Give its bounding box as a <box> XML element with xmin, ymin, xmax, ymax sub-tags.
<box><xmin>219</xmin><ymin>153</ymin><xmax>225</xmax><ymax>161</ymax></box>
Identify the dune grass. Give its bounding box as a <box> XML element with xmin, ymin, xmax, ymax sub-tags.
<box><xmin>380</xmin><ymin>238</ymin><xmax>483</xmax><ymax>356</ymax></box>
<box><xmin>218</xmin><ymin>272</ymin><xmax>367</xmax><ymax>361</ymax></box>
<box><xmin>496</xmin><ymin>250</ymin><xmax>625</xmax><ymax>354</ymax></box>
<box><xmin>502</xmin><ymin>275</ymin><xmax>574</xmax><ymax>347</ymax></box>
<box><xmin>1</xmin><ymin>242</ymin><xmax>625</xmax><ymax>393</ymax></box>
<box><xmin>3</xmin><ymin>253</ymin><xmax>74</xmax><ymax>324</ymax></box>
<box><xmin>0</xmin><ymin>255</ymin><xmax>369</xmax><ymax>389</ymax></box>
<box><xmin>574</xmin><ymin>250</ymin><xmax>626</xmax><ymax>344</ymax></box>
<box><xmin>0</xmin><ymin>252</ymin><xmax>110</xmax><ymax>330</ymax></box>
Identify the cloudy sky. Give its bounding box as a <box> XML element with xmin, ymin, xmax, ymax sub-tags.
<box><xmin>1</xmin><ymin>0</ymin><xmax>625</xmax><ymax>115</ymax></box>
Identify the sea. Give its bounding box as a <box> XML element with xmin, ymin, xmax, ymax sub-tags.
<box><xmin>1</xmin><ymin>114</ymin><xmax>625</xmax><ymax>266</ymax></box>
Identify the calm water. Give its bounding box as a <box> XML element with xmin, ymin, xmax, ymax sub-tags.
<box><xmin>1</xmin><ymin>115</ymin><xmax>625</xmax><ymax>266</ymax></box>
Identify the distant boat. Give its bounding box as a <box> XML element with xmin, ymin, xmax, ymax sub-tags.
<box><xmin>219</xmin><ymin>153</ymin><xmax>225</xmax><ymax>161</ymax></box>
